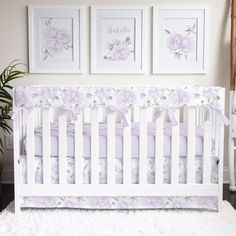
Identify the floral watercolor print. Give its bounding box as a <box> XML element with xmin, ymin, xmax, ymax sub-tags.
<box><xmin>165</xmin><ymin>24</ymin><xmax>196</xmax><ymax>60</ymax></box>
<box><xmin>103</xmin><ymin>37</ymin><xmax>134</xmax><ymax>61</ymax></box>
<box><xmin>40</xmin><ymin>18</ymin><xmax>73</xmax><ymax>61</ymax></box>
<box><xmin>101</xmin><ymin>19</ymin><xmax>135</xmax><ymax>62</ymax></box>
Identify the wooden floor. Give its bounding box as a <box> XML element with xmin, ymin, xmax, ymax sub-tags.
<box><xmin>1</xmin><ymin>184</ymin><xmax>236</xmax><ymax>211</ymax></box>
<box><xmin>0</xmin><ymin>184</ymin><xmax>14</xmax><ymax>211</ymax></box>
<box><xmin>223</xmin><ymin>184</ymin><xmax>236</xmax><ymax>209</ymax></box>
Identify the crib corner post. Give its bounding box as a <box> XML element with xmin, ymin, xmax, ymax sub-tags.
<box><xmin>217</xmin><ymin>199</ymin><xmax>224</xmax><ymax>212</ymax></box>
<box><xmin>13</xmin><ymin>100</ymin><xmax>21</xmax><ymax>214</ymax></box>
<box><xmin>229</xmin><ymin>91</ymin><xmax>236</xmax><ymax>191</ymax></box>
<box><xmin>14</xmin><ymin>197</ymin><xmax>21</xmax><ymax>214</ymax></box>
<box><xmin>217</xmin><ymin>88</ymin><xmax>225</xmax><ymax>212</ymax></box>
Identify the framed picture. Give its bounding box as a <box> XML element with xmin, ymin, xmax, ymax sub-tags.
<box><xmin>28</xmin><ymin>5</ymin><xmax>84</xmax><ymax>73</ymax></box>
<box><xmin>91</xmin><ymin>6</ymin><xmax>147</xmax><ymax>74</ymax></box>
<box><xmin>153</xmin><ymin>6</ymin><xmax>208</xmax><ymax>74</ymax></box>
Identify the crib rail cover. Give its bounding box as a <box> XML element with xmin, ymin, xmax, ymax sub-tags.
<box><xmin>13</xmin><ymin>85</ymin><xmax>229</xmax><ymax>126</ymax></box>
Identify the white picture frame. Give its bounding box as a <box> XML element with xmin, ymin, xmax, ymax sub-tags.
<box><xmin>153</xmin><ymin>6</ymin><xmax>208</xmax><ymax>74</ymax></box>
<box><xmin>91</xmin><ymin>6</ymin><xmax>147</xmax><ymax>74</ymax></box>
<box><xmin>28</xmin><ymin>5</ymin><xmax>84</xmax><ymax>74</ymax></box>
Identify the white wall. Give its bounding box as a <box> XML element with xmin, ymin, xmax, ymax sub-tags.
<box><xmin>0</xmin><ymin>0</ymin><xmax>231</xmax><ymax>183</ymax></box>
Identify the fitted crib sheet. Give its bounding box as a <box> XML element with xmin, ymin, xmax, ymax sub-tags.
<box><xmin>24</xmin><ymin>122</ymin><xmax>207</xmax><ymax>158</ymax></box>
<box><xmin>18</xmin><ymin>155</ymin><xmax>218</xmax><ymax>185</ymax></box>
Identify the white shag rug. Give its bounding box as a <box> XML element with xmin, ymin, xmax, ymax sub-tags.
<box><xmin>0</xmin><ymin>201</ymin><xmax>236</xmax><ymax>236</ymax></box>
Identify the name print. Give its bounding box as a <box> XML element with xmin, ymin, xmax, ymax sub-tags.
<box><xmin>107</xmin><ymin>26</ymin><xmax>131</xmax><ymax>35</ymax></box>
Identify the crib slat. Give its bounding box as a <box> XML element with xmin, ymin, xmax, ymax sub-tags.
<box><xmin>155</xmin><ymin>112</ymin><xmax>164</xmax><ymax>185</ymax></box>
<box><xmin>213</xmin><ymin>111</ymin><xmax>216</xmax><ymax>140</ymax></box>
<box><xmin>203</xmin><ymin>113</ymin><xmax>212</xmax><ymax>184</ymax></box>
<box><xmin>123</xmin><ymin>110</ymin><xmax>131</xmax><ymax>184</ymax></box>
<box><xmin>83</xmin><ymin>108</ymin><xmax>90</xmax><ymax>123</ymax></box>
<box><xmin>187</xmin><ymin>107</ymin><xmax>196</xmax><ymax>184</ymax></box>
<box><xmin>107</xmin><ymin>112</ymin><xmax>115</xmax><ymax>185</ymax></box>
<box><xmin>133</xmin><ymin>105</ymin><xmax>139</xmax><ymax>122</ymax></box>
<box><xmin>139</xmin><ymin>108</ymin><xmax>147</xmax><ymax>184</ymax></box>
<box><xmin>214</xmin><ymin>114</ymin><xmax>220</xmax><ymax>157</ymax></box>
<box><xmin>171</xmin><ymin>109</ymin><xmax>180</xmax><ymax>185</ymax></box>
<box><xmin>196</xmin><ymin>108</ymin><xmax>199</xmax><ymax>126</ymax></box>
<box><xmin>59</xmin><ymin>113</ymin><xmax>67</xmax><ymax>185</ymax></box>
<box><xmin>91</xmin><ymin>108</ymin><xmax>99</xmax><ymax>185</ymax></box>
<box><xmin>42</xmin><ymin>108</ymin><xmax>51</xmax><ymax>185</ymax></box>
<box><xmin>26</xmin><ymin>109</ymin><xmax>35</xmax><ymax>185</ymax></box>
<box><xmin>34</xmin><ymin>108</ymin><xmax>40</xmax><ymax>128</ymax></box>
<box><xmin>74</xmin><ymin>112</ymin><xmax>83</xmax><ymax>185</ymax></box>
<box><xmin>49</xmin><ymin>108</ymin><xmax>54</xmax><ymax>123</ymax></box>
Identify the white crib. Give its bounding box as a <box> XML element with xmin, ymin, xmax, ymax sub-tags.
<box><xmin>13</xmin><ymin>85</ymin><xmax>226</xmax><ymax>213</ymax></box>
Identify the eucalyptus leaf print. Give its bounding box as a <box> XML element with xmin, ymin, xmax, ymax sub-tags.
<box><xmin>42</xmin><ymin>18</ymin><xmax>72</xmax><ymax>60</ymax></box>
<box><xmin>103</xmin><ymin>37</ymin><xmax>133</xmax><ymax>61</ymax></box>
<box><xmin>165</xmin><ymin>24</ymin><xmax>196</xmax><ymax>60</ymax></box>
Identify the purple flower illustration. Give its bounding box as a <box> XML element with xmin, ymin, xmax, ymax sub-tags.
<box><xmin>37</xmin><ymin>197</ymin><xmax>57</xmax><ymax>207</ymax></box>
<box><xmin>167</xmin><ymin>33</ymin><xmax>183</xmax><ymax>51</ymax></box>
<box><xmin>232</xmin><ymin>105</ymin><xmax>236</xmax><ymax>113</ymax></box>
<box><xmin>169</xmin><ymin>199</ymin><xmax>182</xmax><ymax>208</ymax></box>
<box><xmin>181</xmin><ymin>36</ymin><xmax>194</xmax><ymax>53</ymax></box>
<box><xmin>173</xmin><ymin>88</ymin><xmax>192</xmax><ymax>106</ymax></box>
<box><xmin>165</xmin><ymin>24</ymin><xmax>196</xmax><ymax>60</ymax></box>
<box><xmin>112</xmin><ymin>44</ymin><xmax>130</xmax><ymax>61</ymax></box>
<box><xmin>116</xmin><ymin>88</ymin><xmax>136</xmax><ymax>106</ymax></box>
<box><xmin>104</xmin><ymin>37</ymin><xmax>133</xmax><ymax>61</ymax></box>
<box><xmin>15</xmin><ymin>89</ymin><xmax>28</xmax><ymax>104</ymax></box>
<box><xmin>63</xmin><ymin>89</ymin><xmax>84</xmax><ymax>104</ymax></box>
<box><xmin>42</xmin><ymin>19</ymin><xmax>72</xmax><ymax>60</ymax></box>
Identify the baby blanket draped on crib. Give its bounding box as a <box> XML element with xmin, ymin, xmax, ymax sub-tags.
<box><xmin>13</xmin><ymin>85</ymin><xmax>227</xmax><ymax>211</ymax></box>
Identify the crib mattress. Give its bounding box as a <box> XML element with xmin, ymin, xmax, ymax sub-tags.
<box><xmin>18</xmin><ymin>155</ymin><xmax>218</xmax><ymax>210</ymax></box>
<box><xmin>26</xmin><ymin>122</ymin><xmax>206</xmax><ymax>158</ymax></box>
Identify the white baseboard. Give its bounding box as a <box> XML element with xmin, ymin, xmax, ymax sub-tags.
<box><xmin>1</xmin><ymin>166</ymin><xmax>235</xmax><ymax>184</ymax></box>
<box><xmin>223</xmin><ymin>167</ymin><xmax>236</xmax><ymax>184</ymax></box>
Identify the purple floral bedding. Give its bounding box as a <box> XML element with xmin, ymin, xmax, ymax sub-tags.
<box><xmin>20</xmin><ymin>196</ymin><xmax>218</xmax><ymax>210</ymax></box>
<box><xmin>18</xmin><ymin>155</ymin><xmax>219</xmax><ymax>210</ymax></box>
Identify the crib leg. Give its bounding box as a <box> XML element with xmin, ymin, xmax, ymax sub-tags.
<box><xmin>217</xmin><ymin>199</ymin><xmax>223</xmax><ymax>212</ymax></box>
<box><xmin>14</xmin><ymin>197</ymin><xmax>21</xmax><ymax>214</ymax></box>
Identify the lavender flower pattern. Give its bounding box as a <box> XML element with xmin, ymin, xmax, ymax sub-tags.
<box><xmin>14</xmin><ymin>86</ymin><xmax>224</xmax><ymax>110</ymax></box>
<box><xmin>14</xmin><ymin>86</ymin><xmax>227</xmax><ymax>127</ymax></box>
<box><xmin>165</xmin><ymin>24</ymin><xmax>196</xmax><ymax>60</ymax></box>
<box><xmin>20</xmin><ymin>196</ymin><xmax>218</xmax><ymax>210</ymax></box>
<box><xmin>232</xmin><ymin>106</ymin><xmax>236</xmax><ymax>114</ymax></box>
<box><xmin>42</xmin><ymin>18</ymin><xmax>72</xmax><ymax>60</ymax></box>
<box><xmin>18</xmin><ymin>155</ymin><xmax>219</xmax><ymax>210</ymax></box>
<box><xmin>104</xmin><ymin>37</ymin><xmax>133</xmax><ymax>61</ymax></box>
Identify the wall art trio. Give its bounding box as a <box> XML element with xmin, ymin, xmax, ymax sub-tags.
<box><xmin>28</xmin><ymin>5</ymin><xmax>208</xmax><ymax>74</ymax></box>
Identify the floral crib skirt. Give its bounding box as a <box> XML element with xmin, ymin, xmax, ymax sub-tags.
<box><xmin>19</xmin><ymin>155</ymin><xmax>219</xmax><ymax>210</ymax></box>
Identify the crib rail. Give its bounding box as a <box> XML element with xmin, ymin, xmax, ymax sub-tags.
<box><xmin>13</xmin><ymin>90</ymin><xmax>225</xmax><ymax>212</ymax></box>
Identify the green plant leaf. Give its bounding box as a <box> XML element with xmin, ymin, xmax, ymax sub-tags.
<box><xmin>0</xmin><ymin>60</ymin><xmax>27</xmax><ymax>155</ymax></box>
<box><xmin>0</xmin><ymin>138</ymin><xmax>3</xmax><ymax>148</ymax></box>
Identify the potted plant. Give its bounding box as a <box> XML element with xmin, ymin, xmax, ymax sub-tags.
<box><xmin>0</xmin><ymin>61</ymin><xmax>27</xmax><ymax>184</ymax></box>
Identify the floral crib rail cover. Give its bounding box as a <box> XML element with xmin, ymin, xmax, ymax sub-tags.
<box><xmin>13</xmin><ymin>85</ymin><xmax>229</xmax><ymax>127</ymax></box>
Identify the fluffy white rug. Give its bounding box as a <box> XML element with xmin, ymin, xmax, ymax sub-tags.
<box><xmin>0</xmin><ymin>201</ymin><xmax>235</xmax><ymax>236</ymax></box>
